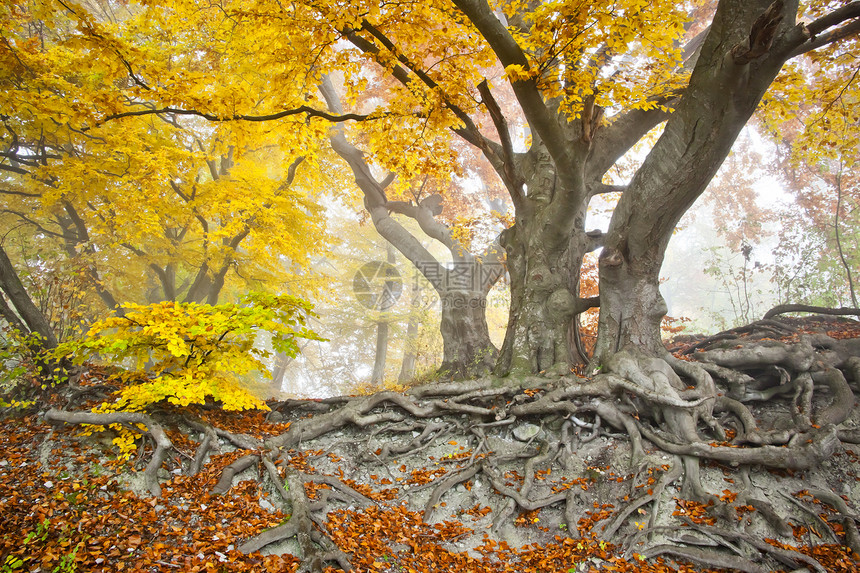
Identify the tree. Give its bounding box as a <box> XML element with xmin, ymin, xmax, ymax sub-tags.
<box><xmin>759</xmin><ymin>30</ymin><xmax>860</xmax><ymax>308</ymax></box>
<box><xmin>0</xmin><ymin>0</ymin><xmax>332</xmax><ymax>319</ymax></box>
<box><xmin>321</xmin><ymin>76</ymin><xmax>506</xmax><ymax>377</ymax></box>
<box><xmin>8</xmin><ymin>1</ymin><xmax>860</xmax><ymax>570</ymax></box>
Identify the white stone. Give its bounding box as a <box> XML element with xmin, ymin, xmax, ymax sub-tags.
<box><xmin>513</xmin><ymin>423</ymin><xmax>541</xmax><ymax>442</ymax></box>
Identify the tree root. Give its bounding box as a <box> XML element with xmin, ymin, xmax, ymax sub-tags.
<box><xmin>366</xmin><ymin>421</ymin><xmax>449</xmax><ymax>461</ymax></box>
<box><xmin>39</xmin><ymin>323</ymin><xmax>860</xmax><ymax>573</ymax></box>
<box><xmin>44</xmin><ymin>408</ymin><xmax>173</xmax><ymax>497</ymax></box>
<box><xmin>806</xmin><ymin>488</ymin><xmax>860</xmax><ymax>556</ymax></box>
<box><xmin>641</xmin><ymin>544</ymin><xmax>769</xmax><ymax>573</ymax></box>
<box><xmin>190</xmin><ymin>424</ymin><xmax>219</xmax><ymax>476</ymax></box>
<box><xmin>211</xmin><ymin>454</ymin><xmax>260</xmax><ymax>495</ymax></box>
<box><xmin>637</xmin><ymin>422</ymin><xmax>839</xmax><ymax>469</ymax></box>
<box><xmin>778</xmin><ymin>491</ymin><xmax>842</xmax><ymax>545</ymax></box>
<box><xmin>673</xmin><ymin>319</ymin><xmax>798</xmax><ymax>355</ymax></box>
<box><xmin>763</xmin><ymin>304</ymin><xmax>860</xmax><ymax>319</ymax></box>
<box><xmin>682</xmin><ymin>523</ymin><xmax>827</xmax><ymax>572</ymax></box>
<box><xmin>714</xmin><ymin>396</ymin><xmax>796</xmax><ymax>446</ymax></box>
<box><xmin>603</xmin><ymin>461</ymin><xmax>682</xmax><ymax>539</ymax></box>
<box><xmin>266</xmin><ymin>392</ymin><xmax>437</xmax><ymax>451</ymax></box>
<box><xmin>812</xmin><ymin>368</ymin><xmax>855</xmax><ymax>426</ymax></box>
<box><xmin>593</xmin><ymin>401</ymin><xmax>645</xmax><ymax>465</ymax></box>
<box><xmin>239</xmin><ymin>467</ymin><xmax>351</xmax><ymax>571</ymax></box>
<box><xmin>237</xmin><ymin>519</ymin><xmax>299</xmax><ymax>555</ymax></box>
<box><xmin>423</xmin><ymin>464</ymin><xmax>480</xmax><ymax>521</ymax></box>
<box><xmin>696</xmin><ymin>338</ymin><xmax>816</xmax><ymax>372</ymax></box>
<box><xmin>302</xmin><ymin>474</ymin><xmax>375</xmax><ymax>506</ymax></box>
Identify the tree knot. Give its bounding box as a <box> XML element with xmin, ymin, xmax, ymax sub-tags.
<box><xmin>731</xmin><ymin>0</ymin><xmax>785</xmax><ymax>65</ymax></box>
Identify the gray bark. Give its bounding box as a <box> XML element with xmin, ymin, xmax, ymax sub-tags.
<box><xmin>0</xmin><ymin>244</ymin><xmax>58</xmax><ymax>348</ymax></box>
<box><xmin>370</xmin><ymin>245</ymin><xmax>396</xmax><ymax>384</ymax></box>
<box><xmin>320</xmin><ymin>76</ymin><xmax>501</xmax><ymax>378</ymax></box>
<box><xmin>370</xmin><ymin>321</ymin><xmax>389</xmax><ymax>385</ymax></box>
<box><xmin>593</xmin><ymin>0</ymin><xmax>810</xmax><ymax>364</ymax></box>
<box><xmin>398</xmin><ymin>284</ymin><xmax>421</xmax><ymax>383</ymax></box>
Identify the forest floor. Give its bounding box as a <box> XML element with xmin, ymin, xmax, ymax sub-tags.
<box><xmin>1</xmin><ymin>316</ymin><xmax>860</xmax><ymax>572</ymax></box>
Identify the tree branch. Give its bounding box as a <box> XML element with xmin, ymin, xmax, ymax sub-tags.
<box><xmin>94</xmin><ymin>105</ymin><xmax>382</xmax><ymax>129</ymax></box>
<box><xmin>477</xmin><ymin>80</ymin><xmax>525</xmax><ymax>208</ymax></box>
<box><xmin>451</xmin><ymin>0</ymin><xmax>572</xmax><ymax>171</ymax></box>
<box><xmin>385</xmin><ymin>200</ymin><xmax>457</xmax><ymax>253</ymax></box>
<box><xmin>0</xmin><ymin>163</ymin><xmax>29</xmax><ymax>175</ymax></box>
<box><xmin>790</xmin><ymin>18</ymin><xmax>860</xmax><ymax>57</ymax></box>
<box><xmin>776</xmin><ymin>1</ymin><xmax>860</xmax><ymax>59</ymax></box>
<box><xmin>0</xmin><ymin>188</ymin><xmax>41</xmax><ymax>198</ymax></box>
<box><xmin>345</xmin><ymin>20</ymin><xmax>494</xmax><ymax>152</ymax></box>
<box><xmin>319</xmin><ymin>76</ymin><xmax>448</xmax><ymax>292</ymax></box>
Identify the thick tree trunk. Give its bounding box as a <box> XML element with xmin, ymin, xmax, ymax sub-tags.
<box><xmin>496</xmin><ymin>231</ymin><xmax>597</xmax><ymax>375</ymax></box>
<box><xmin>593</xmin><ymin>254</ymin><xmax>667</xmax><ymax>363</ymax></box>
<box><xmin>493</xmin><ymin>145</ymin><xmax>595</xmax><ymax>377</ymax></box>
<box><xmin>496</xmin><ymin>225</ymin><xmax>581</xmax><ymax>375</ymax></box>
<box><xmin>593</xmin><ymin>0</ymin><xmax>799</xmax><ymax>365</ymax></box>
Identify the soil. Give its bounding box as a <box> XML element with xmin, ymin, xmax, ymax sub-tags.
<box><xmin>1</xmin><ymin>314</ymin><xmax>859</xmax><ymax>572</ymax></box>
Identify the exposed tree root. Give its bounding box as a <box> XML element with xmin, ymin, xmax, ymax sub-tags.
<box><xmin>38</xmin><ymin>315</ymin><xmax>860</xmax><ymax>572</ymax></box>
<box><xmin>806</xmin><ymin>488</ymin><xmax>860</xmax><ymax>556</ymax></box>
<box><xmin>212</xmin><ymin>454</ymin><xmax>260</xmax><ymax>495</ymax></box>
<box><xmin>44</xmin><ymin>408</ymin><xmax>173</xmax><ymax>497</ymax></box>
<box><xmin>642</xmin><ymin>544</ymin><xmax>769</xmax><ymax>573</ymax></box>
<box><xmin>240</xmin><ymin>466</ymin><xmax>351</xmax><ymax>572</ymax></box>
<box><xmin>603</xmin><ymin>460</ymin><xmax>682</xmax><ymax>539</ymax></box>
<box><xmin>637</xmin><ymin>422</ymin><xmax>839</xmax><ymax>469</ymax></box>
<box><xmin>764</xmin><ymin>304</ymin><xmax>860</xmax><ymax>319</ymax></box>
<box><xmin>423</xmin><ymin>464</ymin><xmax>480</xmax><ymax>521</ymax></box>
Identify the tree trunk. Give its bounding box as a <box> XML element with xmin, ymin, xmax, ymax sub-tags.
<box><xmin>439</xmin><ymin>289</ymin><xmax>495</xmax><ymax>377</ymax></box>
<box><xmin>398</xmin><ymin>285</ymin><xmax>420</xmax><ymax>383</ymax></box>
<box><xmin>370</xmin><ymin>321</ymin><xmax>389</xmax><ymax>384</ymax></box>
<box><xmin>0</xmin><ymin>244</ymin><xmax>58</xmax><ymax>349</ymax></box>
<box><xmin>271</xmin><ymin>351</ymin><xmax>291</xmax><ymax>393</ymax></box>
<box><xmin>593</xmin><ymin>253</ymin><xmax>668</xmax><ymax>363</ymax></box>
<box><xmin>321</xmin><ymin>76</ymin><xmax>502</xmax><ymax>380</ymax></box>
<box><xmin>593</xmin><ymin>0</ymin><xmax>799</xmax><ymax>365</ymax></box>
<box><xmin>495</xmin><ymin>225</ymin><xmax>597</xmax><ymax>376</ymax></box>
<box><xmin>493</xmin><ymin>145</ymin><xmax>596</xmax><ymax>377</ymax></box>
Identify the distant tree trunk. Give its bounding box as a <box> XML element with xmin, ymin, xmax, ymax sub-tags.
<box><xmin>398</xmin><ymin>285</ymin><xmax>421</xmax><ymax>383</ymax></box>
<box><xmin>321</xmin><ymin>77</ymin><xmax>502</xmax><ymax>379</ymax></box>
<box><xmin>370</xmin><ymin>246</ymin><xmax>397</xmax><ymax>385</ymax></box>
<box><xmin>834</xmin><ymin>167</ymin><xmax>859</xmax><ymax>308</ymax></box>
<box><xmin>370</xmin><ymin>321</ymin><xmax>390</xmax><ymax>385</ymax></box>
<box><xmin>270</xmin><ymin>351</ymin><xmax>291</xmax><ymax>394</ymax></box>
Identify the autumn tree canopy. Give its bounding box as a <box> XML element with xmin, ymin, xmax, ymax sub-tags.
<box><xmin>2</xmin><ymin>1</ymin><xmax>860</xmax><ymax>571</ymax></box>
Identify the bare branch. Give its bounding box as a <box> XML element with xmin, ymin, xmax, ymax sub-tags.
<box><xmin>477</xmin><ymin>80</ymin><xmax>525</xmax><ymax>207</ymax></box>
<box><xmin>93</xmin><ymin>105</ymin><xmax>381</xmax><ymax>129</ymax></box>
<box><xmin>451</xmin><ymin>0</ymin><xmax>572</xmax><ymax>171</ymax></box>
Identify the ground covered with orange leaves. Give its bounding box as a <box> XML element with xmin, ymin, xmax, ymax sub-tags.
<box><xmin>2</xmin><ymin>314</ymin><xmax>860</xmax><ymax>572</ymax></box>
<box><xmin>0</xmin><ymin>407</ymin><xmax>856</xmax><ymax>572</ymax></box>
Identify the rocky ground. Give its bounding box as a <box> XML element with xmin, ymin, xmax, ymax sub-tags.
<box><xmin>1</xmin><ymin>315</ymin><xmax>859</xmax><ymax>572</ymax></box>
